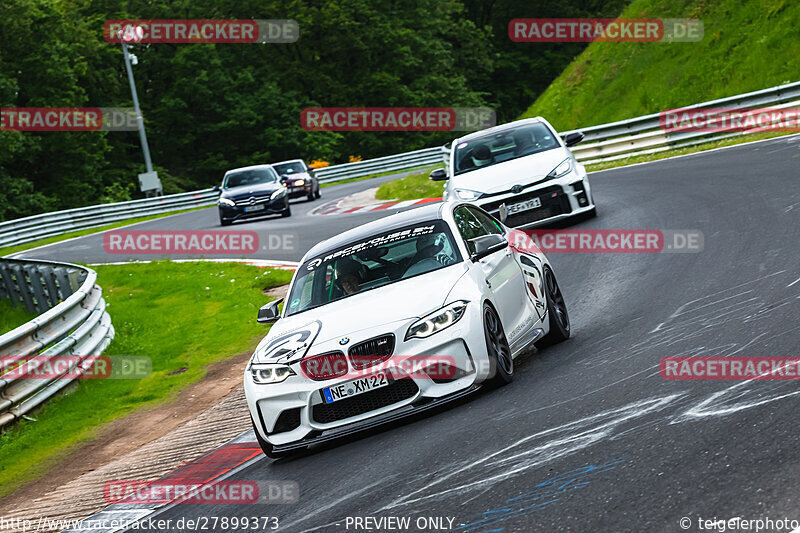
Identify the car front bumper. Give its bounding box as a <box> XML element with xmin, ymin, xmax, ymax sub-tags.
<box><xmin>219</xmin><ymin>196</ymin><xmax>288</xmax><ymax>222</ymax></box>
<box><xmin>244</xmin><ymin>307</ymin><xmax>491</xmax><ymax>448</ymax></box>
<box><xmin>475</xmin><ymin>171</ymin><xmax>595</xmax><ymax>228</ymax></box>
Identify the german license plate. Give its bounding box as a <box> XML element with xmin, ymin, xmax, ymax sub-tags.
<box><xmin>322</xmin><ymin>372</ymin><xmax>389</xmax><ymax>404</ymax></box>
<box><xmin>507</xmin><ymin>197</ymin><xmax>542</xmax><ymax>214</ymax></box>
<box><xmin>244</xmin><ymin>204</ymin><xmax>265</xmax><ymax>213</ymax></box>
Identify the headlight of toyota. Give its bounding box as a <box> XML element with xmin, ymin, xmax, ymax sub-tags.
<box><xmin>406</xmin><ymin>301</ymin><xmax>468</xmax><ymax>340</ymax></box>
<box><xmin>547</xmin><ymin>158</ymin><xmax>573</xmax><ymax>179</ymax></box>
<box><xmin>250</xmin><ymin>364</ymin><xmax>295</xmax><ymax>384</ymax></box>
<box><xmin>455</xmin><ymin>189</ymin><xmax>482</xmax><ymax>201</ymax></box>
<box><xmin>218</xmin><ymin>197</ymin><xmax>235</xmax><ymax>207</ymax></box>
<box><xmin>271</xmin><ymin>187</ymin><xmax>288</xmax><ymax>200</ymax></box>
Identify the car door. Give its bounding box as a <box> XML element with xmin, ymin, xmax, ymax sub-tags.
<box><xmin>453</xmin><ymin>205</ymin><xmax>532</xmax><ymax>348</ymax></box>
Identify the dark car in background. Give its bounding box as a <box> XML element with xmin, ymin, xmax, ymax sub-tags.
<box><xmin>272</xmin><ymin>159</ymin><xmax>321</xmax><ymax>201</ymax></box>
<box><xmin>215</xmin><ymin>165</ymin><xmax>291</xmax><ymax>226</ymax></box>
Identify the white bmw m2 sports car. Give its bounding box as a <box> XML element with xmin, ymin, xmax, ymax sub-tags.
<box><xmin>244</xmin><ymin>201</ymin><xmax>570</xmax><ymax>457</ymax></box>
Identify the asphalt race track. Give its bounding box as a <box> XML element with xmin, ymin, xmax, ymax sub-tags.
<box><xmin>26</xmin><ymin>136</ymin><xmax>800</xmax><ymax>532</ymax></box>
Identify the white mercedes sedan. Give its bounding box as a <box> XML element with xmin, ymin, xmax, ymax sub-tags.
<box><xmin>244</xmin><ymin>201</ymin><xmax>570</xmax><ymax>457</ymax></box>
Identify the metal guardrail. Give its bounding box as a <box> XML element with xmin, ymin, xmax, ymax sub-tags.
<box><xmin>0</xmin><ymin>258</ymin><xmax>113</xmax><ymax>427</ymax></box>
<box><xmin>2</xmin><ymin>81</ymin><xmax>798</xmax><ymax>250</ymax></box>
<box><xmin>0</xmin><ymin>189</ymin><xmax>219</xmax><ymax>248</ymax></box>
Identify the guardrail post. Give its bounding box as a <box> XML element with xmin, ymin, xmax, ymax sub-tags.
<box><xmin>27</xmin><ymin>267</ymin><xmax>51</xmax><ymax>314</ymax></box>
<box><xmin>10</xmin><ymin>265</ymin><xmax>36</xmax><ymax>313</ymax></box>
<box><xmin>39</xmin><ymin>266</ymin><xmax>60</xmax><ymax>307</ymax></box>
<box><xmin>53</xmin><ymin>267</ymin><xmax>74</xmax><ymax>299</ymax></box>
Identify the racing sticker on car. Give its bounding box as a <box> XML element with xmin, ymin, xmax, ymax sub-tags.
<box><xmin>256</xmin><ymin>320</ymin><xmax>322</xmax><ymax>363</ymax></box>
<box><xmin>304</xmin><ymin>223</ymin><xmax>439</xmax><ymax>271</ymax></box>
<box><xmin>517</xmin><ymin>254</ymin><xmax>547</xmax><ymax>319</ymax></box>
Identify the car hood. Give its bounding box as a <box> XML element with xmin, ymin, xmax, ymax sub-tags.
<box><xmin>451</xmin><ymin>147</ymin><xmax>569</xmax><ymax>195</ymax></box>
<box><xmin>252</xmin><ymin>264</ymin><xmax>468</xmax><ymax>364</ymax></box>
<box><xmin>220</xmin><ymin>182</ymin><xmax>282</xmax><ymax>199</ymax></box>
<box><xmin>282</xmin><ymin>172</ymin><xmax>311</xmax><ymax>182</ymax></box>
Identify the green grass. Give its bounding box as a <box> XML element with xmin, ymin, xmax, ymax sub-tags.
<box><xmin>584</xmin><ymin>131</ymin><xmax>793</xmax><ymax>172</ymax></box>
<box><xmin>522</xmin><ymin>0</ymin><xmax>800</xmax><ymax>131</ymax></box>
<box><xmin>374</xmin><ymin>167</ymin><xmax>445</xmax><ymax>201</ymax></box>
<box><xmin>0</xmin><ymin>206</ymin><xmax>209</xmax><ymax>258</ymax></box>
<box><xmin>0</xmin><ymin>261</ymin><xmax>293</xmax><ymax>499</ymax></box>
<box><xmin>320</xmin><ymin>163</ymin><xmax>443</xmax><ymax>188</ymax></box>
<box><xmin>0</xmin><ymin>299</ymin><xmax>38</xmax><ymax>334</ymax></box>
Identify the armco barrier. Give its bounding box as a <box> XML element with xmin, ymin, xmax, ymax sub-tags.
<box><xmin>2</xmin><ymin>81</ymin><xmax>798</xmax><ymax>249</ymax></box>
<box><xmin>0</xmin><ymin>258</ymin><xmax>113</xmax><ymax>427</ymax></box>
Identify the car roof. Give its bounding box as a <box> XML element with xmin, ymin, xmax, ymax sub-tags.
<box><xmin>272</xmin><ymin>159</ymin><xmax>305</xmax><ymax>166</ymax></box>
<box><xmin>224</xmin><ymin>164</ymin><xmax>276</xmax><ymax>176</ymax></box>
<box><xmin>303</xmin><ymin>202</ymin><xmax>446</xmax><ymax>259</ymax></box>
<box><xmin>454</xmin><ymin>117</ymin><xmax>545</xmax><ymax>144</ymax></box>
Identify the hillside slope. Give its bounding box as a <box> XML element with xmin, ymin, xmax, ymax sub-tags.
<box><xmin>521</xmin><ymin>0</ymin><xmax>800</xmax><ymax>130</ymax></box>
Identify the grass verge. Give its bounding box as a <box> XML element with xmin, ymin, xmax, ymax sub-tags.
<box><xmin>374</xmin><ymin>167</ymin><xmax>445</xmax><ymax>201</ymax></box>
<box><xmin>0</xmin><ymin>300</ymin><xmax>38</xmax><ymax>334</ymax></box>
<box><xmin>0</xmin><ymin>206</ymin><xmax>210</xmax><ymax>258</ymax></box>
<box><xmin>320</xmin><ymin>163</ymin><xmax>443</xmax><ymax>188</ymax></box>
<box><xmin>0</xmin><ymin>261</ymin><xmax>292</xmax><ymax>500</ymax></box>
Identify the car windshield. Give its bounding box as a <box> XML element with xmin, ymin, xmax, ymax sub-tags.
<box><xmin>285</xmin><ymin>220</ymin><xmax>462</xmax><ymax>316</ymax></box>
<box><xmin>453</xmin><ymin>122</ymin><xmax>561</xmax><ymax>175</ymax></box>
<box><xmin>273</xmin><ymin>162</ymin><xmax>306</xmax><ymax>175</ymax></box>
<box><xmin>223</xmin><ymin>168</ymin><xmax>278</xmax><ymax>189</ymax></box>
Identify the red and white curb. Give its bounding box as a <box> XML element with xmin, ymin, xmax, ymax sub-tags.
<box><xmin>310</xmin><ymin>196</ymin><xmax>441</xmax><ymax>216</ymax></box>
<box><xmin>64</xmin><ymin>431</ymin><xmax>262</xmax><ymax>533</ymax></box>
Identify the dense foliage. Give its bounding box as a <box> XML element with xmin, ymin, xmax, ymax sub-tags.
<box><xmin>0</xmin><ymin>0</ymin><xmax>627</xmax><ymax>220</ymax></box>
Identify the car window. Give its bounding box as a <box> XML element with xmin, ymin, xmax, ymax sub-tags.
<box><xmin>273</xmin><ymin>162</ymin><xmax>306</xmax><ymax>175</ymax></box>
<box><xmin>453</xmin><ymin>122</ymin><xmax>560</xmax><ymax>175</ymax></box>
<box><xmin>223</xmin><ymin>168</ymin><xmax>278</xmax><ymax>188</ymax></box>
<box><xmin>286</xmin><ymin>220</ymin><xmax>462</xmax><ymax>316</ymax></box>
<box><xmin>466</xmin><ymin>206</ymin><xmax>504</xmax><ymax>235</ymax></box>
<box><xmin>454</xmin><ymin>205</ymin><xmax>491</xmax><ymax>254</ymax></box>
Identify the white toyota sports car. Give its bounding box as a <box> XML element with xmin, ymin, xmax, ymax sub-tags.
<box><xmin>244</xmin><ymin>201</ymin><xmax>570</xmax><ymax>457</ymax></box>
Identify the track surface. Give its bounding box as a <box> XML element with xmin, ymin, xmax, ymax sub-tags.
<box><xmin>30</xmin><ymin>137</ymin><xmax>800</xmax><ymax>532</ymax></box>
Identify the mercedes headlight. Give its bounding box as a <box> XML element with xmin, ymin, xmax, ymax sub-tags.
<box><xmin>455</xmin><ymin>189</ymin><xmax>482</xmax><ymax>201</ymax></box>
<box><xmin>547</xmin><ymin>158</ymin><xmax>573</xmax><ymax>179</ymax></box>
<box><xmin>406</xmin><ymin>301</ymin><xmax>468</xmax><ymax>340</ymax></box>
<box><xmin>250</xmin><ymin>364</ymin><xmax>295</xmax><ymax>384</ymax></box>
<box><xmin>218</xmin><ymin>197</ymin><xmax>235</xmax><ymax>207</ymax></box>
<box><xmin>271</xmin><ymin>187</ymin><xmax>288</xmax><ymax>200</ymax></box>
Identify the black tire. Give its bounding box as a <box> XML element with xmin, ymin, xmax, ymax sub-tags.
<box><xmin>536</xmin><ymin>266</ymin><xmax>570</xmax><ymax>348</ymax></box>
<box><xmin>483</xmin><ymin>303</ymin><xmax>513</xmax><ymax>386</ymax></box>
<box><xmin>307</xmin><ymin>190</ymin><xmax>315</xmax><ymax>201</ymax></box>
<box><xmin>281</xmin><ymin>203</ymin><xmax>292</xmax><ymax>217</ymax></box>
<box><xmin>251</xmin><ymin>417</ymin><xmax>300</xmax><ymax>459</ymax></box>
<box><xmin>315</xmin><ymin>186</ymin><xmax>321</xmax><ymax>199</ymax></box>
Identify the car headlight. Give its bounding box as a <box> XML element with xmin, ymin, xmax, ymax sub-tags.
<box><xmin>250</xmin><ymin>364</ymin><xmax>295</xmax><ymax>384</ymax></box>
<box><xmin>455</xmin><ymin>189</ymin><xmax>482</xmax><ymax>200</ymax></box>
<box><xmin>218</xmin><ymin>197</ymin><xmax>235</xmax><ymax>207</ymax></box>
<box><xmin>547</xmin><ymin>158</ymin><xmax>573</xmax><ymax>179</ymax></box>
<box><xmin>271</xmin><ymin>187</ymin><xmax>288</xmax><ymax>200</ymax></box>
<box><xmin>405</xmin><ymin>301</ymin><xmax>468</xmax><ymax>340</ymax></box>
<box><xmin>294</xmin><ymin>179</ymin><xmax>305</xmax><ymax>186</ymax></box>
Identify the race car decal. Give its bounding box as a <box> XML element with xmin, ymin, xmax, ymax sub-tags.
<box><xmin>257</xmin><ymin>320</ymin><xmax>322</xmax><ymax>363</ymax></box>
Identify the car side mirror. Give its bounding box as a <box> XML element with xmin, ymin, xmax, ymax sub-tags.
<box><xmin>257</xmin><ymin>298</ymin><xmax>283</xmax><ymax>323</ymax></box>
<box><xmin>564</xmin><ymin>132</ymin><xmax>584</xmax><ymax>147</ymax></box>
<box><xmin>430</xmin><ymin>168</ymin><xmax>448</xmax><ymax>181</ymax></box>
<box><xmin>469</xmin><ymin>234</ymin><xmax>508</xmax><ymax>262</ymax></box>
<box><xmin>212</xmin><ymin>184</ymin><xmax>221</xmax><ymax>193</ymax></box>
